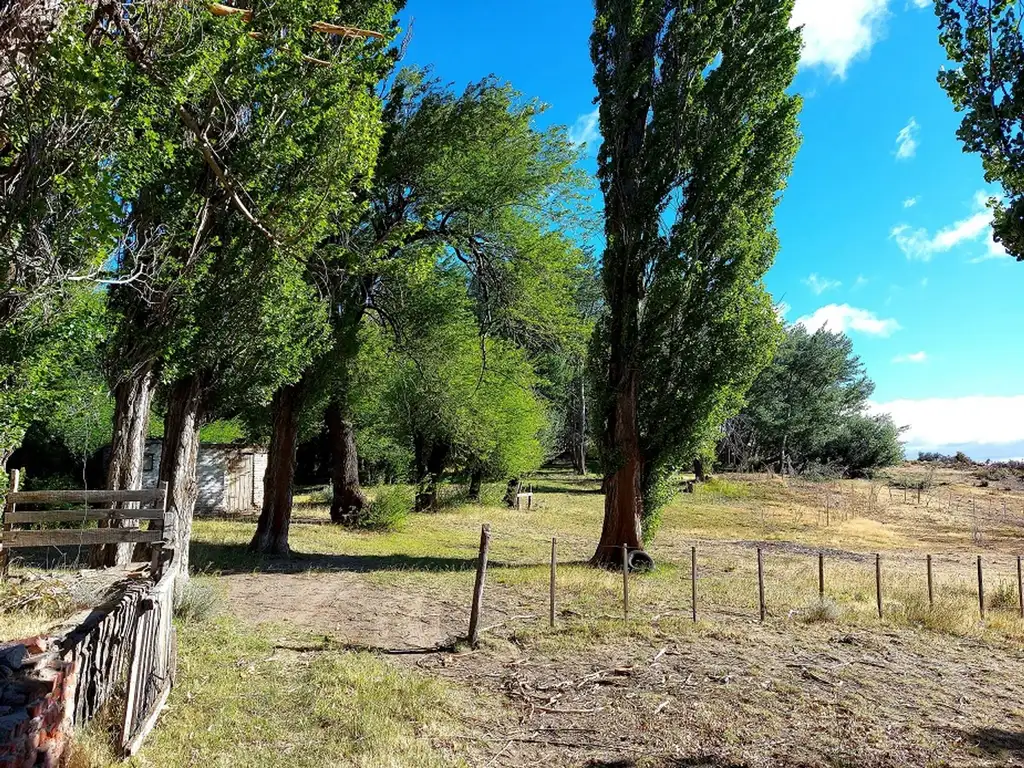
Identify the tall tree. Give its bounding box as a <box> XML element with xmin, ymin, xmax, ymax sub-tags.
<box><xmin>723</xmin><ymin>325</ymin><xmax>897</xmax><ymax>474</ymax></box>
<box><xmin>589</xmin><ymin>0</ymin><xmax>801</xmax><ymax>565</ymax></box>
<box><xmin>251</xmin><ymin>71</ymin><xmax>587</xmax><ymax>552</ymax></box>
<box><xmin>936</xmin><ymin>0</ymin><xmax>1024</xmax><ymax>260</ymax></box>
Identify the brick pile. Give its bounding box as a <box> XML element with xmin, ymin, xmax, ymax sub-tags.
<box><xmin>0</xmin><ymin>638</ymin><xmax>73</xmax><ymax>768</ymax></box>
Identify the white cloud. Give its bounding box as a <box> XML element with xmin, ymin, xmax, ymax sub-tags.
<box><xmin>870</xmin><ymin>395</ymin><xmax>1024</xmax><ymax>458</ymax></box>
<box><xmin>791</xmin><ymin>0</ymin><xmax>889</xmax><ymax>77</ymax></box>
<box><xmin>892</xmin><ymin>351</ymin><xmax>927</xmax><ymax>364</ymax></box>
<box><xmin>909</xmin><ymin>0</ymin><xmax>930</xmax><ymax>7</ymax></box>
<box><xmin>796</xmin><ymin>304</ymin><xmax>901</xmax><ymax>336</ymax></box>
<box><xmin>895</xmin><ymin>117</ymin><xmax>919</xmax><ymax>160</ymax></box>
<box><xmin>775</xmin><ymin>301</ymin><xmax>792</xmax><ymax>319</ymax></box>
<box><xmin>803</xmin><ymin>273</ymin><xmax>841</xmax><ymax>295</ymax></box>
<box><xmin>568</xmin><ymin>108</ymin><xmax>600</xmax><ymax>151</ymax></box>
<box><xmin>891</xmin><ymin>191</ymin><xmax>1005</xmax><ymax>261</ymax></box>
<box><xmin>903</xmin><ymin>197</ymin><xmax>917</xmax><ymax>208</ymax></box>
<box><xmin>854</xmin><ymin>274</ymin><xmax>869</xmax><ymax>289</ymax></box>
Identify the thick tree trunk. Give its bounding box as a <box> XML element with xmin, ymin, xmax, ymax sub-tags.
<box><xmin>250</xmin><ymin>382</ymin><xmax>303</xmax><ymax>555</ymax></box>
<box><xmin>155</xmin><ymin>374</ymin><xmax>204</xmax><ymax>581</ymax></box>
<box><xmin>326</xmin><ymin>399</ymin><xmax>367</xmax><ymax>524</ymax></box>
<box><xmin>503</xmin><ymin>477</ymin><xmax>521</xmax><ymax>507</ymax></box>
<box><xmin>593</xmin><ymin>371</ymin><xmax>644</xmax><ymax>567</ymax></box>
<box><xmin>414</xmin><ymin>439</ymin><xmax>449</xmax><ymax>512</ymax></box>
<box><xmin>93</xmin><ymin>362</ymin><xmax>155</xmax><ymax>567</ymax></box>
<box><xmin>693</xmin><ymin>458</ymin><xmax>706</xmax><ymax>483</ymax></box>
<box><xmin>468</xmin><ymin>467</ymin><xmax>483</xmax><ymax>501</ymax></box>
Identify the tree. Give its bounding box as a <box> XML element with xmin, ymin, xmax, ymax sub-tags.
<box><xmin>936</xmin><ymin>0</ymin><xmax>1024</xmax><ymax>260</ymax></box>
<box><xmin>588</xmin><ymin>0</ymin><xmax>801</xmax><ymax>565</ymax></box>
<box><xmin>252</xmin><ymin>70</ymin><xmax>588</xmax><ymax>551</ymax></box>
<box><xmin>721</xmin><ymin>325</ymin><xmax>904</xmax><ymax>475</ymax></box>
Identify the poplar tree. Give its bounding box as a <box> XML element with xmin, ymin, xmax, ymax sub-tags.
<box><xmin>589</xmin><ymin>0</ymin><xmax>802</xmax><ymax>565</ymax></box>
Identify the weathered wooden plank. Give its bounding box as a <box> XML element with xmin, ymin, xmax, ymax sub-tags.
<box><xmin>6</xmin><ymin>488</ymin><xmax>164</xmax><ymax>505</ymax></box>
<box><xmin>3</xmin><ymin>529</ymin><xmax>164</xmax><ymax>548</ymax></box>
<box><xmin>4</xmin><ymin>509</ymin><xmax>166</xmax><ymax>524</ymax></box>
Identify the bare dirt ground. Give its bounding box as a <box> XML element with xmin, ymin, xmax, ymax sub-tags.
<box><xmin>222</xmin><ymin>562</ymin><xmax>1024</xmax><ymax>768</ymax></box>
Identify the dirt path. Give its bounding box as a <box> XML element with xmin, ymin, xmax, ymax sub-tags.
<box><xmin>221</xmin><ymin>565</ymin><xmax>1024</xmax><ymax>767</ymax></box>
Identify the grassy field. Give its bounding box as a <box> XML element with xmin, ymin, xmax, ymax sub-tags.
<box><xmin>9</xmin><ymin>464</ymin><xmax>1024</xmax><ymax>766</ymax></box>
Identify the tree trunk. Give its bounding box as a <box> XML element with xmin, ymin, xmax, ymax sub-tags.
<box><xmin>326</xmin><ymin>399</ymin><xmax>366</xmax><ymax>524</ymax></box>
<box><xmin>93</xmin><ymin>362</ymin><xmax>155</xmax><ymax>567</ymax></box>
<box><xmin>155</xmin><ymin>374</ymin><xmax>204</xmax><ymax>582</ymax></box>
<box><xmin>415</xmin><ymin>440</ymin><xmax>449</xmax><ymax>512</ymax></box>
<box><xmin>503</xmin><ymin>477</ymin><xmax>521</xmax><ymax>507</ymax></box>
<box><xmin>592</xmin><ymin>370</ymin><xmax>644</xmax><ymax>567</ymax></box>
<box><xmin>468</xmin><ymin>467</ymin><xmax>483</xmax><ymax>501</ymax></box>
<box><xmin>693</xmin><ymin>458</ymin><xmax>706</xmax><ymax>483</ymax></box>
<box><xmin>250</xmin><ymin>382</ymin><xmax>303</xmax><ymax>555</ymax></box>
<box><xmin>578</xmin><ymin>369</ymin><xmax>587</xmax><ymax>475</ymax></box>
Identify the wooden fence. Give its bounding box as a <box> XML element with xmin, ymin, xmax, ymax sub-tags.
<box><xmin>1</xmin><ymin>470</ymin><xmax>177</xmax><ymax>756</ymax></box>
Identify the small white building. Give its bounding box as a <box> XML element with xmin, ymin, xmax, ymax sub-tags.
<box><xmin>140</xmin><ymin>439</ymin><xmax>267</xmax><ymax>515</ymax></box>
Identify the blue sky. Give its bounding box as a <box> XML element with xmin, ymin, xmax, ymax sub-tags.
<box><xmin>398</xmin><ymin>0</ymin><xmax>1024</xmax><ymax>460</ymax></box>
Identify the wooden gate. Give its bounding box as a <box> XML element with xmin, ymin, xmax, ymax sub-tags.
<box><xmin>224</xmin><ymin>451</ymin><xmax>255</xmax><ymax>512</ymax></box>
<box><xmin>120</xmin><ymin>568</ymin><xmax>176</xmax><ymax>756</ymax></box>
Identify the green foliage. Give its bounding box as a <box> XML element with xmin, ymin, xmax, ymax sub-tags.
<box><xmin>357</xmin><ymin>486</ymin><xmax>412</xmax><ymax>531</ymax></box>
<box><xmin>724</xmin><ymin>325</ymin><xmax>904</xmax><ymax>475</ymax></box>
<box><xmin>588</xmin><ymin>0</ymin><xmax>802</xmax><ymax>536</ymax></box>
<box><xmin>936</xmin><ymin>0</ymin><xmax>1024</xmax><ymax>260</ymax></box>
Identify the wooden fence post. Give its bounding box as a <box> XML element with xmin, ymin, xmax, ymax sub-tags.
<box><xmin>875</xmin><ymin>553</ymin><xmax>883</xmax><ymax>619</ymax></box>
<box><xmin>1</xmin><ymin>469</ymin><xmax>19</xmax><ymax>578</ymax></box>
<box><xmin>818</xmin><ymin>552</ymin><xmax>824</xmax><ymax>599</ymax></box>
<box><xmin>622</xmin><ymin>543</ymin><xmax>629</xmax><ymax>621</ymax></box>
<box><xmin>757</xmin><ymin>547</ymin><xmax>766</xmax><ymax>622</ymax></box>
<box><xmin>467</xmin><ymin>524</ymin><xmax>490</xmax><ymax>648</ymax></box>
<box><xmin>977</xmin><ymin>555</ymin><xmax>985</xmax><ymax>619</ymax></box>
<box><xmin>927</xmin><ymin>554</ymin><xmax>934</xmax><ymax>608</ymax></box>
<box><xmin>1017</xmin><ymin>555</ymin><xmax>1023</xmax><ymax>619</ymax></box>
<box><xmin>691</xmin><ymin>546</ymin><xmax>697</xmax><ymax>623</ymax></box>
<box><xmin>549</xmin><ymin>537</ymin><xmax>556</xmax><ymax>628</ymax></box>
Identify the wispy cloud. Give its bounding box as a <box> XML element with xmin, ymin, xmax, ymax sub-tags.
<box><xmin>775</xmin><ymin>301</ymin><xmax>792</xmax><ymax>320</ymax></box>
<box><xmin>895</xmin><ymin>117</ymin><xmax>919</xmax><ymax>160</ymax></box>
<box><xmin>568</xmin><ymin>108</ymin><xmax>600</xmax><ymax>152</ymax></box>
<box><xmin>892</xmin><ymin>351</ymin><xmax>927</xmax><ymax>364</ymax></box>
<box><xmin>870</xmin><ymin>395</ymin><xmax>1024</xmax><ymax>459</ymax></box>
<box><xmin>791</xmin><ymin>0</ymin><xmax>889</xmax><ymax>78</ymax></box>
<box><xmin>891</xmin><ymin>191</ymin><xmax>1006</xmax><ymax>261</ymax></box>
<box><xmin>903</xmin><ymin>197</ymin><xmax>918</xmax><ymax>208</ymax></box>
<box><xmin>854</xmin><ymin>275</ymin><xmax>869</xmax><ymax>289</ymax></box>
<box><xmin>909</xmin><ymin>0</ymin><xmax>931</xmax><ymax>8</ymax></box>
<box><xmin>803</xmin><ymin>273</ymin><xmax>841</xmax><ymax>295</ymax></box>
<box><xmin>796</xmin><ymin>304</ymin><xmax>901</xmax><ymax>336</ymax></box>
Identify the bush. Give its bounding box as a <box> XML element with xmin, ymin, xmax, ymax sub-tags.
<box><xmin>988</xmin><ymin>581</ymin><xmax>1020</xmax><ymax>612</ymax></box>
<box><xmin>802</xmin><ymin>598</ymin><xmax>839</xmax><ymax>623</ymax></box>
<box><xmin>356</xmin><ymin>486</ymin><xmax>412</xmax><ymax>531</ymax></box>
<box><xmin>174</xmin><ymin>581</ymin><xmax>221</xmax><ymax>623</ymax></box>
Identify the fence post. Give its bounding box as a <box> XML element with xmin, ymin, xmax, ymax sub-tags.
<box><xmin>757</xmin><ymin>547</ymin><xmax>766</xmax><ymax>622</ymax></box>
<box><xmin>875</xmin><ymin>554</ymin><xmax>883</xmax><ymax>619</ymax></box>
<box><xmin>1017</xmin><ymin>555</ymin><xmax>1023</xmax><ymax>620</ymax></box>
<box><xmin>977</xmin><ymin>555</ymin><xmax>985</xmax><ymax>619</ymax></box>
<box><xmin>549</xmin><ymin>537</ymin><xmax>556</xmax><ymax>628</ymax></box>
<box><xmin>467</xmin><ymin>524</ymin><xmax>491</xmax><ymax>648</ymax></box>
<box><xmin>0</xmin><ymin>469</ymin><xmax>19</xmax><ymax>578</ymax></box>
<box><xmin>818</xmin><ymin>552</ymin><xmax>824</xmax><ymax>599</ymax></box>
<box><xmin>691</xmin><ymin>546</ymin><xmax>697</xmax><ymax>623</ymax></box>
<box><xmin>621</xmin><ymin>543</ymin><xmax>630</xmax><ymax>621</ymax></box>
<box><xmin>927</xmin><ymin>554</ymin><xmax>934</xmax><ymax>608</ymax></box>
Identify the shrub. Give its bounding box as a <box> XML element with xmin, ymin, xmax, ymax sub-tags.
<box><xmin>174</xmin><ymin>581</ymin><xmax>221</xmax><ymax>623</ymax></box>
<box><xmin>356</xmin><ymin>486</ymin><xmax>412</xmax><ymax>531</ymax></box>
<box><xmin>988</xmin><ymin>581</ymin><xmax>1020</xmax><ymax>612</ymax></box>
<box><xmin>896</xmin><ymin>594</ymin><xmax>972</xmax><ymax>635</ymax></box>
<box><xmin>802</xmin><ymin>598</ymin><xmax>840</xmax><ymax>623</ymax></box>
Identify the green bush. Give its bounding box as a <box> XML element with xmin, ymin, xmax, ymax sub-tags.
<box><xmin>174</xmin><ymin>581</ymin><xmax>221</xmax><ymax>623</ymax></box>
<box><xmin>357</xmin><ymin>486</ymin><xmax>412</xmax><ymax>531</ymax></box>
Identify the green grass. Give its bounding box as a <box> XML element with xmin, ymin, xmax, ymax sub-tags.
<box><xmin>68</xmin><ymin>586</ymin><xmax>467</xmax><ymax>768</ymax></box>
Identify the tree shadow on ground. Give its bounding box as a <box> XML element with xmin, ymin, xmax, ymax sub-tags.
<box><xmin>965</xmin><ymin>728</ymin><xmax>1024</xmax><ymax>760</ymax></box>
<box><xmin>189</xmin><ymin>540</ymin><xmax>506</xmax><ymax>576</ymax></box>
